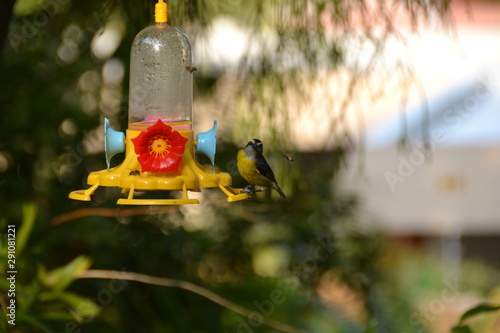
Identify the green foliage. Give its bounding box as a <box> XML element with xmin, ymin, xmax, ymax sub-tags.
<box><xmin>0</xmin><ymin>205</ymin><xmax>99</xmax><ymax>330</ymax></box>
<box><xmin>451</xmin><ymin>303</ymin><xmax>500</xmax><ymax>333</ymax></box>
<box><xmin>17</xmin><ymin>203</ymin><xmax>36</xmax><ymax>256</ymax></box>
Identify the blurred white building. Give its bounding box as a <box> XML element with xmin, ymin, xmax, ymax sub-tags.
<box><xmin>357</xmin><ymin>73</ymin><xmax>500</xmax><ymax>236</ymax></box>
<box><xmin>345</xmin><ymin>0</ymin><xmax>500</xmax><ymax>268</ymax></box>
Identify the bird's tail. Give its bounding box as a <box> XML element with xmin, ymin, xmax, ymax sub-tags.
<box><xmin>272</xmin><ymin>183</ymin><xmax>287</xmax><ymax>200</ymax></box>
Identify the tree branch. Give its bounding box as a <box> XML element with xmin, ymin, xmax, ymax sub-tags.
<box><xmin>77</xmin><ymin>269</ymin><xmax>309</xmax><ymax>333</ymax></box>
<box><xmin>51</xmin><ymin>206</ymin><xmax>179</xmax><ymax>225</ymax></box>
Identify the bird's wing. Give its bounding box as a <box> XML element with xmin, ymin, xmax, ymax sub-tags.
<box><xmin>256</xmin><ymin>155</ymin><xmax>278</xmax><ymax>183</ymax></box>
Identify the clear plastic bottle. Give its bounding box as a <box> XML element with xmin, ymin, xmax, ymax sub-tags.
<box><xmin>128</xmin><ymin>20</ymin><xmax>193</xmax><ymax>130</ymax></box>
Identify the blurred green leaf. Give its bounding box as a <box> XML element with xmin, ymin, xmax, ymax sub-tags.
<box><xmin>0</xmin><ymin>309</ymin><xmax>6</xmax><ymax>332</ymax></box>
<box><xmin>13</xmin><ymin>0</ymin><xmax>48</xmax><ymax>17</ymax></box>
<box><xmin>18</xmin><ymin>314</ymin><xmax>53</xmax><ymax>332</ymax></box>
<box><xmin>59</xmin><ymin>291</ymin><xmax>101</xmax><ymax>321</ymax></box>
<box><xmin>451</xmin><ymin>303</ymin><xmax>500</xmax><ymax>333</ymax></box>
<box><xmin>451</xmin><ymin>325</ymin><xmax>473</xmax><ymax>333</ymax></box>
<box><xmin>18</xmin><ymin>279</ymin><xmax>41</xmax><ymax>312</ymax></box>
<box><xmin>363</xmin><ymin>321</ymin><xmax>379</xmax><ymax>333</ymax></box>
<box><xmin>17</xmin><ymin>202</ymin><xmax>37</xmax><ymax>256</ymax></box>
<box><xmin>457</xmin><ymin>303</ymin><xmax>500</xmax><ymax>325</ymax></box>
<box><xmin>39</xmin><ymin>291</ymin><xmax>100</xmax><ymax>323</ymax></box>
<box><xmin>40</xmin><ymin>256</ymin><xmax>92</xmax><ymax>291</ymax></box>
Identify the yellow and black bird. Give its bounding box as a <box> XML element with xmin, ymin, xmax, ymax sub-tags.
<box><xmin>237</xmin><ymin>139</ymin><xmax>287</xmax><ymax>199</ymax></box>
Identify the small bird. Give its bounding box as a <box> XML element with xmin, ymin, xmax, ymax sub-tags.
<box><xmin>237</xmin><ymin>139</ymin><xmax>287</xmax><ymax>199</ymax></box>
<box><xmin>282</xmin><ymin>154</ymin><xmax>294</xmax><ymax>162</ymax></box>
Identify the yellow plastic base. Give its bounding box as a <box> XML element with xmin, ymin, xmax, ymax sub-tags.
<box><xmin>115</xmin><ymin>183</ymin><xmax>200</xmax><ymax>205</ymax></box>
<box><xmin>68</xmin><ymin>183</ymin><xmax>100</xmax><ymax>201</ymax></box>
<box><xmin>69</xmin><ymin>129</ymin><xmax>249</xmax><ymax>205</ymax></box>
<box><xmin>218</xmin><ymin>183</ymin><xmax>249</xmax><ymax>202</ymax></box>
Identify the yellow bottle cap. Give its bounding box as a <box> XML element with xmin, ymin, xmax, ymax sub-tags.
<box><xmin>155</xmin><ymin>0</ymin><xmax>168</xmax><ymax>23</ymax></box>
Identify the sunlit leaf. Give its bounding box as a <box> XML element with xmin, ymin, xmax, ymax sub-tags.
<box><xmin>39</xmin><ymin>291</ymin><xmax>101</xmax><ymax>323</ymax></box>
<box><xmin>40</xmin><ymin>256</ymin><xmax>92</xmax><ymax>291</ymax></box>
<box><xmin>13</xmin><ymin>0</ymin><xmax>48</xmax><ymax>17</ymax></box>
<box><xmin>60</xmin><ymin>292</ymin><xmax>101</xmax><ymax>321</ymax></box>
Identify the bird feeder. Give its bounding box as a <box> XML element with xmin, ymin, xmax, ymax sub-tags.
<box><xmin>69</xmin><ymin>0</ymin><xmax>248</xmax><ymax>205</ymax></box>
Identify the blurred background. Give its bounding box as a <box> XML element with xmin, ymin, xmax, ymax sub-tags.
<box><xmin>1</xmin><ymin>0</ymin><xmax>500</xmax><ymax>332</ymax></box>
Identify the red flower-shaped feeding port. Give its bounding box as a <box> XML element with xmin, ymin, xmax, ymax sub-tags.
<box><xmin>131</xmin><ymin>119</ymin><xmax>188</xmax><ymax>173</ymax></box>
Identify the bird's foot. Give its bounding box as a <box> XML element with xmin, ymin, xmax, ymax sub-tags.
<box><xmin>241</xmin><ymin>185</ymin><xmax>266</xmax><ymax>198</ymax></box>
<box><xmin>241</xmin><ymin>185</ymin><xmax>254</xmax><ymax>198</ymax></box>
